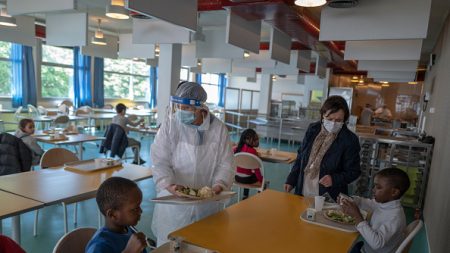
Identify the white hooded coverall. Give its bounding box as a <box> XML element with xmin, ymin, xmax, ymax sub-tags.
<box><xmin>150</xmin><ymin>112</ymin><xmax>234</xmax><ymax>245</ymax></box>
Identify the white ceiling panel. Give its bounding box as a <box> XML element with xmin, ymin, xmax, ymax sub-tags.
<box><xmin>196</xmin><ymin>27</ymin><xmax>244</xmax><ymax>59</ymax></box>
<box><xmin>132</xmin><ymin>19</ymin><xmax>191</xmax><ymax>44</ymax></box>
<box><xmin>181</xmin><ymin>43</ymin><xmax>197</xmax><ymax>67</ymax></box>
<box><xmin>202</xmin><ymin>58</ymin><xmax>232</xmax><ymax>73</ymax></box>
<box><xmin>7</xmin><ymin>0</ymin><xmax>75</xmax><ymax>16</ymax></box>
<box><xmin>226</xmin><ymin>10</ymin><xmax>261</xmax><ymax>54</ymax></box>
<box><xmin>0</xmin><ymin>16</ymin><xmax>36</xmax><ymax>47</ymax></box>
<box><xmin>358</xmin><ymin>60</ymin><xmax>418</xmax><ymax>72</ymax></box>
<box><xmin>368</xmin><ymin>71</ymin><xmax>416</xmax><ymax>81</ymax></box>
<box><xmin>118</xmin><ymin>34</ymin><xmax>155</xmax><ymax>59</ymax></box>
<box><xmin>46</xmin><ymin>13</ymin><xmax>87</xmax><ymax>47</ymax></box>
<box><xmin>270</xmin><ymin>27</ymin><xmax>291</xmax><ymax>64</ymax></box>
<box><xmin>320</xmin><ymin>0</ymin><xmax>431</xmax><ymax>41</ymax></box>
<box><xmin>126</xmin><ymin>0</ymin><xmax>197</xmax><ymax>31</ymax></box>
<box><xmin>345</xmin><ymin>40</ymin><xmax>423</xmax><ymax>60</ymax></box>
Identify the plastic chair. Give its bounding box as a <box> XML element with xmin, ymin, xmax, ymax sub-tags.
<box><xmin>395</xmin><ymin>219</ymin><xmax>423</xmax><ymax>253</ymax></box>
<box><xmin>14</xmin><ymin>106</ymin><xmax>23</xmax><ymax>121</ymax></box>
<box><xmin>60</xmin><ymin>99</ymin><xmax>74</xmax><ymax>108</ymax></box>
<box><xmin>35</xmin><ymin>148</ymin><xmax>99</xmax><ymax>235</ymax></box>
<box><xmin>52</xmin><ymin>227</ymin><xmax>97</xmax><ymax>253</ymax></box>
<box><xmin>75</xmin><ymin>106</ymin><xmax>93</xmax><ymax>132</ymax></box>
<box><xmin>53</xmin><ymin>115</ymin><xmax>70</xmax><ymax>129</ymax></box>
<box><xmin>37</xmin><ymin>106</ymin><xmax>48</xmax><ymax>116</ymax></box>
<box><xmin>27</xmin><ymin>104</ymin><xmax>40</xmax><ymax>117</ymax></box>
<box><xmin>233</xmin><ymin>152</ymin><xmax>267</xmax><ymax>202</ymax></box>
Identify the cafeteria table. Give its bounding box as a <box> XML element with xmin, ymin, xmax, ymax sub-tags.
<box><xmin>0</xmin><ymin>164</ymin><xmax>152</xmax><ymax>244</ymax></box>
<box><xmin>170</xmin><ymin>190</ymin><xmax>358</xmax><ymax>253</ymax></box>
<box><xmin>0</xmin><ymin>191</ymin><xmax>44</xmax><ymax>243</ymax></box>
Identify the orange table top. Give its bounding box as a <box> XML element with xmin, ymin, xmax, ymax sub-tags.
<box><xmin>170</xmin><ymin>190</ymin><xmax>358</xmax><ymax>253</ymax></box>
<box><xmin>0</xmin><ymin>191</ymin><xmax>43</xmax><ymax>219</ymax></box>
<box><xmin>0</xmin><ymin>164</ymin><xmax>152</xmax><ymax>205</ymax></box>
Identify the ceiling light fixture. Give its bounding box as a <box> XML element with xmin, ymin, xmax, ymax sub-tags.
<box><xmin>0</xmin><ymin>8</ymin><xmax>17</xmax><ymax>27</ymax></box>
<box><xmin>408</xmin><ymin>81</ymin><xmax>418</xmax><ymax>85</ymax></box>
<box><xmin>92</xmin><ymin>19</ymin><xmax>107</xmax><ymax>46</ymax></box>
<box><xmin>294</xmin><ymin>0</ymin><xmax>327</xmax><ymax>7</ymax></box>
<box><xmin>155</xmin><ymin>45</ymin><xmax>160</xmax><ymax>53</ymax></box>
<box><xmin>243</xmin><ymin>51</ymin><xmax>250</xmax><ymax>58</ymax></box>
<box><xmin>197</xmin><ymin>59</ymin><xmax>202</xmax><ymax>66</ymax></box>
<box><xmin>272</xmin><ymin>75</ymin><xmax>277</xmax><ymax>81</ymax></box>
<box><xmin>106</xmin><ymin>0</ymin><xmax>129</xmax><ymax>20</ymax></box>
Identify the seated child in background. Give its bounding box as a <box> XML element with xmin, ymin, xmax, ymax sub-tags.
<box><xmin>15</xmin><ymin>118</ymin><xmax>44</xmax><ymax>166</ymax></box>
<box><xmin>85</xmin><ymin>177</ymin><xmax>148</xmax><ymax>253</ymax></box>
<box><xmin>112</xmin><ymin>103</ymin><xmax>145</xmax><ymax>165</ymax></box>
<box><xmin>233</xmin><ymin>129</ymin><xmax>263</xmax><ymax>200</ymax></box>
<box><xmin>342</xmin><ymin>167</ymin><xmax>411</xmax><ymax>253</ymax></box>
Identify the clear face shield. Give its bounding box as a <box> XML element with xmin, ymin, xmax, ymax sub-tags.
<box><xmin>169</xmin><ymin>96</ymin><xmax>203</xmax><ymax>125</ymax></box>
<box><xmin>168</xmin><ymin>96</ymin><xmax>211</xmax><ymax>145</ymax></box>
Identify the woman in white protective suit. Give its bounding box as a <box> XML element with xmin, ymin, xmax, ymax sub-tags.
<box><xmin>150</xmin><ymin>81</ymin><xmax>235</xmax><ymax>246</ymax></box>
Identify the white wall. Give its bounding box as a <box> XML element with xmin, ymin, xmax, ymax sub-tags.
<box><xmin>228</xmin><ymin>73</ymin><xmax>326</xmax><ymax>110</ymax></box>
<box><xmin>422</xmin><ymin>14</ymin><xmax>450</xmax><ymax>253</ymax></box>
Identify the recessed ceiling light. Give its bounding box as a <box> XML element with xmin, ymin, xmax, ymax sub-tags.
<box><xmin>106</xmin><ymin>0</ymin><xmax>129</xmax><ymax>20</ymax></box>
<box><xmin>294</xmin><ymin>0</ymin><xmax>327</xmax><ymax>7</ymax></box>
<box><xmin>243</xmin><ymin>51</ymin><xmax>250</xmax><ymax>58</ymax></box>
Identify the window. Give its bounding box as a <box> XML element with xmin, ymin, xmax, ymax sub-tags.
<box><xmin>180</xmin><ymin>67</ymin><xmax>189</xmax><ymax>81</ymax></box>
<box><xmin>104</xmin><ymin>58</ymin><xmax>149</xmax><ymax>100</ymax></box>
<box><xmin>0</xmin><ymin>41</ymin><xmax>12</xmax><ymax>96</ymax></box>
<box><xmin>41</xmin><ymin>45</ymin><xmax>74</xmax><ymax>98</ymax></box>
<box><xmin>201</xmin><ymin>73</ymin><xmax>220</xmax><ymax>104</ymax></box>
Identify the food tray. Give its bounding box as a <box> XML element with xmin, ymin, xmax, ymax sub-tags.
<box><xmin>64</xmin><ymin>159</ymin><xmax>122</xmax><ymax>172</ymax></box>
<box><xmin>39</xmin><ymin>135</ymin><xmax>69</xmax><ymax>141</ymax></box>
<box><xmin>300</xmin><ymin>210</ymin><xmax>358</xmax><ymax>233</ymax></box>
<box><xmin>151</xmin><ymin>191</ymin><xmax>236</xmax><ymax>205</ymax></box>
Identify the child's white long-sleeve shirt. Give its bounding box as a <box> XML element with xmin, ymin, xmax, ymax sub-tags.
<box><xmin>353</xmin><ymin>197</ymin><xmax>406</xmax><ymax>253</ymax></box>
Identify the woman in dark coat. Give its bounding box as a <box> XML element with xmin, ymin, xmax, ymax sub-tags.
<box><xmin>284</xmin><ymin>96</ymin><xmax>361</xmax><ymax>200</ymax></box>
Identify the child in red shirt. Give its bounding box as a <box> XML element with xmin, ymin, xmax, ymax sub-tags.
<box><xmin>233</xmin><ymin>129</ymin><xmax>263</xmax><ymax>199</ymax></box>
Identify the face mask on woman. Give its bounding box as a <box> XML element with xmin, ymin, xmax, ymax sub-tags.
<box><xmin>176</xmin><ymin>110</ymin><xmax>195</xmax><ymax>125</ymax></box>
<box><xmin>323</xmin><ymin>119</ymin><xmax>344</xmax><ymax>133</ymax></box>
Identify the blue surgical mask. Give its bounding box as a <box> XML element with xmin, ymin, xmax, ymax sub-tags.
<box><xmin>176</xmin><ymin>110</ymin><xmax>195</xmax><ymax>125</ymax></box>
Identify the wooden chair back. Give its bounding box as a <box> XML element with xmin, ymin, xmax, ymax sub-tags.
<box><xmin>40</xmin><ymin>148</ymin><xmax>79</xmax><ymax>169</ymax></box>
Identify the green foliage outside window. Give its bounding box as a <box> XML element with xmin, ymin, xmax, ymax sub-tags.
<box><xmin>41</xmin><ymin>45</ymin><xmax>73</xmax><ymax>98</ymax></box>
<box><xmin>104</xmin><ymin>58</ymin><xmax>149</xmax><ymax>100</ymax></box>
<box><xmin>0</xmin><ymin>41</ymin><xmax>11</xmax><ymax>96</ymax></box>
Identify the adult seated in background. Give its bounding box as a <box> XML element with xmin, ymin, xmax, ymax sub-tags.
<box><xmin>0</xmin><ymin>132</ymin><xmax>32</xmax><ymax>175</ymax></box>
<box><xmin>284</xmin><ymin>95</ymin><xmax>361</xmax><ymax>200</ymax></box>
<box><xmin>360</xmin><ymin>104</ymin><xmax>374</xmax><ymax>126</ymax></box>
<box><xmin>374</xmin><ymin>105</ymin><xmax>393</xmax><ymax>121</ymax></box>
<box><xmin>112</xmin><ymin>103</ymin><xmax>145</xmax><ymax>165</ymax></box>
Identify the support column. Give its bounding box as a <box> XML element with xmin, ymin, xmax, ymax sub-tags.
<box><xmin>258</xmin><ymin>74</ymin><xmax>273</xmax><ymax>115</ymax></box>
<box><xmin>157</xmin><ymin>44</ymin><xmax>182</xmax><ymax>124</ymax></box>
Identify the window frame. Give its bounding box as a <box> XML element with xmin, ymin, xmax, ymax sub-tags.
<box><xmin>0</xmin><ymin>41</ymin><xmax>12</xmax><ymax>98</ymax></box>
<box><xmin>40</xmin><ymin>44</ymin><xmax>74</xmax><ymax>99</ymax></box>
<box><xmin>103</xmin><ymin>58</ymin><xmax>150</xmax><ymax>101</ymax></box>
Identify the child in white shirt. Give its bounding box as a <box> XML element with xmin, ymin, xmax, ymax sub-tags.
<box><xmin>342</xmin><ymin>167</ymin><xmax>411</xmax><ymax>253</ymax></box>
<box><xmin>15</xmin><ymin>118</ymin><xmax>44</xmax><ymax>166</ymax></box>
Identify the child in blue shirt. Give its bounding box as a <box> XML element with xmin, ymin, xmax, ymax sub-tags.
<box><xmin>86</xmin><ymin>177</ymin><xmax>148</xmax><ymax>253</ymax></box>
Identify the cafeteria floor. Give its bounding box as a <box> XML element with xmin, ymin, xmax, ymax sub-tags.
<box><xmin>0</xmin><ymin>131</ymin><xmax>429</xmax><ymax>253</ymax></box>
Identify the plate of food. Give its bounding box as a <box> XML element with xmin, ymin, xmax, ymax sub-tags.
<box><xmin>176</xmin><ymin>186</ymin><xmax>214</xmax><ymax>199</ymax></box>
<box><xmin>322</xmin><ymin>209</ymin><xmax>367</xmax><ymax>225</ymax></box>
